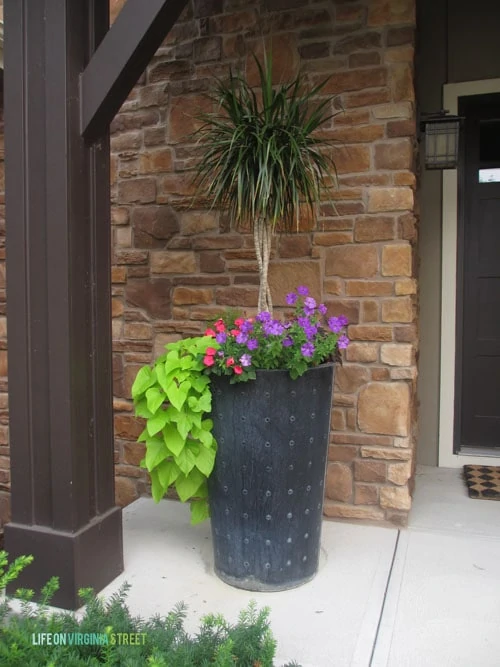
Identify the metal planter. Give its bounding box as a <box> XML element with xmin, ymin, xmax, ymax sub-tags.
<box><xmin>208</xmin><ymin>363</ymin><xmax>335</xmax><ymax>591</ymax></box>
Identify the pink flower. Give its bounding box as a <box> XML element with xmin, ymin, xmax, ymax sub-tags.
<box><xmin>226</xmin><ymin>357</ymin><xmax>235</xmax><ymax>367</ymax></box>
<box><xmin>205</xmin><ymin>328</ymin><xmax>216</xmax><ymax>337</ymax></box>
<box><xmin>233</xmin><ymin>365</ymin><xmax>243</xmax><ymax>375</ymax></box>
<box><xmin>205</xmin><ymin>347</ymin><xmax>217</xmax><ymax>356</ymax></box>
<box><xmin>203</xmin><ymin>355</ymin><xmax>215</xmax><ymax>366</ymax></box>
<box><xmin>215</xmin><ymin>320</ymin><xmax>226</xmax><ymax>333</ymax></box>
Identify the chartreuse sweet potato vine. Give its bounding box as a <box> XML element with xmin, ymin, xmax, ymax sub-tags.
<box><xmin>131</xmin><ymin>337</ymin><xmax>219</xmax><ymax>525</ymax></box>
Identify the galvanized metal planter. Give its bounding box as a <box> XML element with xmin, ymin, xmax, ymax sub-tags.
<box><xmin>208</xmin><ymin>363</ymin><xmax>335</xmax><ymax>591</ymax></box>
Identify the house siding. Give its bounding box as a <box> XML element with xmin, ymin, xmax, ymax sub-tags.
<box><xmin>416</xmin><ymin>0</ymin><xmax>500</xmax><ymax>466</ymax></box>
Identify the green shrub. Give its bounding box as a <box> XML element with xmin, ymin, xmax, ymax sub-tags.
<box><xmin>0</xmin><ymin>551</ymin><xmax>300</xmax><ymax>666</ymax></box>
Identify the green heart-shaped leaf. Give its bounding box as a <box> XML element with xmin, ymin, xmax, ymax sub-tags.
<box><xmin>176</xmin><ymin>468</ymin><xmax>205</xmax><ymax>502</ymax></box>
<box><xmin>162</xmin><ymin>423</ymin><xmax>186</xmax><ymax>458</ymax></box>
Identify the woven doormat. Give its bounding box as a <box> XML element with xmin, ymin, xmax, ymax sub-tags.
<box><xmin>463</xmin><ymin>465</ymin><xmax>500</xmax><ymax>500</ymax></box>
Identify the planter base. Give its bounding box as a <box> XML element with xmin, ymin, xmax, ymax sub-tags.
<box><xmin>214</xmin><ymin>567</ymin><xmax>317</xmax><ymax>592</ymax></box>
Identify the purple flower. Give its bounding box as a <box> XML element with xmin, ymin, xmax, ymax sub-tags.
<box><xmin>286</xmin><ymin>292</ymin><xmax>298</xmax><ymax>306</ymax></box>
<box><xmin>318</xmin><ymin>303</ymin><xmax>327</xmax><ymax>315</ymax></box>
<box><xmin>304</xmin><ymin>296</ymin><xmax>316</xmax><ymax>310</ymax></box>
<box><xmin>297</xmin><ymin>285</ymin><xmax>309</xmax><ymax>296</ymax></box>
<box><xmin>282</xmin><ymin>336</ymin><xmax>293</xmax><ymax>347</ymax></box>
<box><xmin>303</xmin><ymin>323</ymin><xmax>318</xmax><ymax>340</ymax></box>
<box><xmin>338</xmin><ymin>315</ymin><xmax>349</xmax><ymax>327</ymax></box>
<box><xmin>240</xmin><ymin>320</ymin><xmax>254</xmax><ymax>334</ymax></box>
<box><xmin>215</xmin><ymin>332</ymin><xmax>227</xmax><ymax>344</ymax></box>
<box><xmin>246</xmin><ymin>338</ymin><xmax>259</xmax><ymax>350</ymax></box>
<box><xmin>297</xmin><ymin>316</ymin><xmax>310</xmax><ymax>329</ymax></box>
<box><xmin>327</xmin><ymin>316</ymin><xmax>342</xmax><ymax>334</ymax></box>
<box><xmin>301</xmin><ymin>342</ymin><xmax>315</xmax><ymax>358</ymax></box>
<box><xmin>256</xmin><ymin>311</ymin><xmax>271</xmax><ymax>323</ymax></box>
<box><xmin>304</xmin><ymin>296</ymin><xmax>317</xmax><ymax>316</ymax></box>
<box><xmin>217</xmin><ymin>350</ymin><xmax>225</xmax><ymax>357</ymax></box>
<box><xmin>240</xmin><ymin>353</ymin><xmax>252</xmax><ymax>367</ymax></box>
<box><xmin>337</xmin><ymin>334</ymin><xmax>350</xmax><ymax>349</ymax></box>
<box><xmin>236</xmin><ymin>332</ymin><xmax>248</xmax><ymax>344</ymax></box>
<box><xmin>263</xmin><ymin>320</ymin><xmax>285</xmax><ymax>336</ymax></box>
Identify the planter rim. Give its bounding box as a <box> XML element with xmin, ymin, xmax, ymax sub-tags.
<box><xmin>212</xmin><ymin>361</ymin><xmax>336</xmax><ymax>376</ymax></box>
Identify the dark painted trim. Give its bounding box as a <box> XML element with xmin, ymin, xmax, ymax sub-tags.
<box><xmin>3</xmin><ymin>0</ymin><xmax>123</xmax><ymax>609</ymax></box>
<box><xmin>80</xmin><ymin>0</ymin><xmax>189</xmax><ymax>142</ymax></box>
<box><xmin>453</xmin><ymin>95</ymin><xmax>468</xmax><ymax>454</ymax></box>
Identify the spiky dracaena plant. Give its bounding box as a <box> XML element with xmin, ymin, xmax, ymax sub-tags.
<box><xmin>192</xmin><ymin>53</ymin><xmax>339</xmax><ymax>313</ymax></box>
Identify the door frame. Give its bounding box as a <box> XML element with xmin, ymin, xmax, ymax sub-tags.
<box><xmin>439</xmin><ymin>78</ymin><xmax>500</xmax><ymax>467</ymax></box>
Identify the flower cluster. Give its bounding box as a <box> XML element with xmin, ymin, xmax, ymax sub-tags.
<box><xmin>202</xmin><ymin>286</ymin><xmax>349</xmax><ymax>382</ymax></box>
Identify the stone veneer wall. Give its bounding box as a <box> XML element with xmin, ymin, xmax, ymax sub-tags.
<box><xmin>0</xmin><ymin>0</ymin><xmax>418</xmax><ymax>528</ymax></box>
<box><xmin>110</xmin><ymin>0</ymin><xmax>418</xmax><ymax>525</ymax></box>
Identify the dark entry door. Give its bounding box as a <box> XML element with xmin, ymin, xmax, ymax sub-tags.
<box><xmin>456</xmin><ymin>94</ymin><xmax>500</xmax><ymax>450</ymax></box>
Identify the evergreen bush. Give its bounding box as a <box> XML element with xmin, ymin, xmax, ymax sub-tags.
<box><xmin>0</xmin><ymin>551</ymin><xmax>300</xmax><ymax>666</ymax></box>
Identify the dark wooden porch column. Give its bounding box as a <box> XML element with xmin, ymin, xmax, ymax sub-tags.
<box><xmin>3</xmin><ymin>0</ymin><xmax>122</xmax><ymax>609</ymax></box>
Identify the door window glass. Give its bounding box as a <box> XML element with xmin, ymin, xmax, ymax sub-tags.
<box><xmin>480</xmin><ymin>120</ymin><xmax>500</xmax><ymax>162</ymax></box>
<box><xmin>479</xmin><ymin>120</ymin><xmax>500</xmax><ymax>181</ymax></box>
<box><xmin>479</xmin><ymin>168</ymin><xmax>500</xmax><ymax>182</ymax></box>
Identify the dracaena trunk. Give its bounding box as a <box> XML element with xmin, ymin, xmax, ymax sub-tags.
<box><xmin>254</xmin><ymin>218</ymin><xmax>273</xmax><ymax>314</ymax></box>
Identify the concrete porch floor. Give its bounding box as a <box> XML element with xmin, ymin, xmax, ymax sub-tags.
<box><xmin>100</xmin><ymin>465</ymin><xmax>500</xmax><ymax>666</ymax></box>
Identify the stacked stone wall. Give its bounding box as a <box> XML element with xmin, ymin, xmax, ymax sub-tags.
<box><xmin>110</xmin><ymin>0</ymin><xmax>418</xmax><ymax>524</ymax></box>
<box><xmin>0</xmin><ymin>0</ymin><xmax>417</xmax><ymax>526</ymax></box>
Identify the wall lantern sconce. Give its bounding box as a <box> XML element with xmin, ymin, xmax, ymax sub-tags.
<box><xmin>420</xmin><ymin>111</ymin><xmax>464</xmax><ymax>170</ymax></box>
